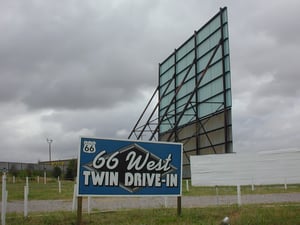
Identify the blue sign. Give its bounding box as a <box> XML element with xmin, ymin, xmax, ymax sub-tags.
<box><xmin>77</xmin><ymin>137</ymin><xmax>182</xmax><ymax>196</ymax></box>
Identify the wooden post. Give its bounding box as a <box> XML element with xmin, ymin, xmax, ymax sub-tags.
<box><xmin>177</xmin><ymin>196</ymin><xmax>182</xmax><ymax>216</ymax></box>
<box><xmin>77</xmin><ymin>196</ymin><xmax>83</xmax><ymax>225</ymax></box>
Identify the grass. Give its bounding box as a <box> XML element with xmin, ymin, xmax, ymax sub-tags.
<box><xmin>182</xmin><ymin>180</ymin><xmax>300</xmax><ymax>196</ymax></box>
<box><xmin>1</xmin><ymin>178</ymin><xmax>300</xmax><ymax>201</ymax></box>
<box><xmin>1</xmin><ymin>177</ymin><xmax>300</xmax><ymax>224</ymax></box>
<box><xmin>5</xmin><ymin>204</ymin><xmax>300</xmax><ymax>225</ymax></box>
<box><xmin>3</xmin><ymin>178</ymin><xmax>75</xmax><ymax>201</ymax></box>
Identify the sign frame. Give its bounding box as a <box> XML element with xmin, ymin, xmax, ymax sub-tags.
<box><xmin>77</xmin><ymin>137</ymin><xmax>182</xmax><ymax>197</ymax></box>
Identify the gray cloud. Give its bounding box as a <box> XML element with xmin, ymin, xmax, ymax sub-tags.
<box><xmin>0</xmin><ymin>0</ymin><xmax>299</xmax><ymax>162</ymax></box>
<box><xmin>0</xmin><ymin>1</ymin><xmax>158</xmax><ymax>110</ymax></box>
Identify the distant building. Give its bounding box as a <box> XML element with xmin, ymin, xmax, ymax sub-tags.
<box><xmin>0</xmin><ymin>158</ymin><xmax>76</xmax><ymax>175</ymax></box>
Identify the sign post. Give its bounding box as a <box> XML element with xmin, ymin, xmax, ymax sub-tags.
<box><xmin>77</xmin><ymin>137</ymin><xmax>182</xmax><ymax>222</ymax></box>
<box><xmin>77</xmin><ymin>196</ymin><xmax>82</xmax><ymax>225</ymax></box>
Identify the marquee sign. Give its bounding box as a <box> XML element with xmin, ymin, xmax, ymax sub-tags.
<box><xmin>77</xmin><ymin>137</ymin><xmax>182</xmax><ymax>196</ymax></box>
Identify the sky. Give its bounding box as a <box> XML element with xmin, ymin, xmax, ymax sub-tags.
<box><xmin>0</xmin><ymin>0</ymin><xmax>299</xmax><ymax>163</ymax></box>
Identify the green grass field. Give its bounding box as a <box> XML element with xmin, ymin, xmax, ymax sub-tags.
<box><xmin>5</xmin><ymin>204</ymin><xmax>300</xmax><ymax>225</ymax></box>
<box><xmin>1</xmin><ymin>178</ymin><xmax>300</xmax><ymax>201</ymax></box>
<box><xmin>3</xmin><ymin>179</ymin><xmax>75</xmax><ymax>201</ymax></box>
<box><xmin>1</xmin><ymin>178</ymin><xmax>300</xmax><ymax>224</ymax></box>
<box><xmin>182</xmin><ymin>180</ymin><xmax>300</xmax><ymax>196</ymax></box>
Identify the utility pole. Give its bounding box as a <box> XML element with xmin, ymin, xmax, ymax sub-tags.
<box><xmin>46</xmin><ymin>138</ymin><xmax>53</xmax><ymax>162</ymax></box>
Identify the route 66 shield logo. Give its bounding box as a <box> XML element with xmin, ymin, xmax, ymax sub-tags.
<box><xmin>83</xmin><ymin>141</ymin><xmax>96</xmax><ymax>153</ymax></box>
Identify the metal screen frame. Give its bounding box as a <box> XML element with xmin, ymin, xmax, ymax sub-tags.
<box><xmin>129</xmin><ymin>7</ymin><xmax>232</xmax><ymax>178</ymax></box>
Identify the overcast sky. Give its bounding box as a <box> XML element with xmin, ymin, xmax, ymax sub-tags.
<box><xmin>1</xmin><ymin>0</ymin><xmax>299</xmax><ymax>163</ymax></box>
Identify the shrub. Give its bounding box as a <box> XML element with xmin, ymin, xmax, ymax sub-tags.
<box><xmin>65</xmin><ymin>159</ymin><xmax>77</xmax><ymax>180</ymax></box>
<box><xmin>52</xmin><ymin>166</ymin><xmax>62</xmax><ymax>178</ymax></box>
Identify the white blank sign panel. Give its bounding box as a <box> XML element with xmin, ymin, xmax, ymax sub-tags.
<box><xmin>190</xmin><ymin>148</ymin><xmax>300</xmax><ymax>186</ymax></box>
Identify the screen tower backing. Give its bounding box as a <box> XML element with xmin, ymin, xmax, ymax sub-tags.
<box><xmin>129</xmin><ymin>7</ymin><xmax>232</xmax><ymax>178</ymax></box>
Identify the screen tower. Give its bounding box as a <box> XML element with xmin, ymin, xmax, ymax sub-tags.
<box><xmin>129</xmin><ymin>7</ymin><xmax>232</xmax><ymax>178</ymax></box>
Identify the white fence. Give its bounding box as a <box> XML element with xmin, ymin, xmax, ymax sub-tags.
<box><xmin>1</xmin><ymin>176</ymin><xmax>72</xmax><ymax>225</ymax></box>
<box><xmin>191</xmin><ymin>148</ymin><xmax>300</xmax><ymax>186</ymax></box>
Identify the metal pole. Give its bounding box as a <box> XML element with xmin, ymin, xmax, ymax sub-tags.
<box><xmin>2</xmin><ymin>173</ymin><xmax>7</xmax><ymax>225</ymax></box>
<box><xmin>44</xmin><ymin>168</ymin><xmax>47</xmax><ymax>184</ymax></box>
<box><xmin>46</xmin><ymin>138</ymin><xmax>53</xmax><ymax>162</ymax></box>
<box><xmin>237</xmin><ymin>185</ymin><xmax>241</xmax><ymax>206</ymax></box>
<box><xmin>24</xmin><ymin>186</ymin><xmax>28</xmax><ymax>217</ymax></box>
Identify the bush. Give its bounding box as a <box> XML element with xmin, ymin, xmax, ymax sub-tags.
<box><xmin>52</xmin><ymin>166</ymin><xmax>62</xmax><ymax>178</ymax></box>
<box><xmin>9</xmin><ymin>165</ymin><xmax>18</xmax><ymax>177</ymax></box>
<box><xmin>65</xmin><ymin>159</ymin><xmax>77</xmax><ymax>180</ymax></box>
